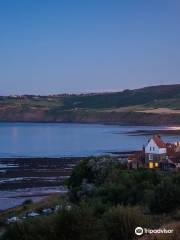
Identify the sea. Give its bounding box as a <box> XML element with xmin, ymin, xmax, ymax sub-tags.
<box><xmin>0</xmin><ymin>123</ymin><xmax>179</xmax><ymax>210</ymax></box>
<box><xmin>0</xmin><ymin>122</ymin><xmax>179</xmax><ymax>158</ymax></box>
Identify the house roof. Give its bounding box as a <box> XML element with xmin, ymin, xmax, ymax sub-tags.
<box><xmin>153</xmin><ymin>135</ymin><xmax>166</xmax><ymax>148</ymax></box>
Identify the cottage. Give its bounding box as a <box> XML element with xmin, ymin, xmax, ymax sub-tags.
<box><xmin>145</xmin><ymin>135</ymin><xmax>167</xmax><ymax>168</ymax></box>
<box><xmin>127</xmin><ymin>134</ymin><xmax>180</xmax><ymax>170</ymax></box>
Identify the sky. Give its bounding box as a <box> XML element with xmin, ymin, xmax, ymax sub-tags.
<box><xmin>0</xmin><ymin>0</ymin><xmax>180</xmax><ymax>95</ymax></box>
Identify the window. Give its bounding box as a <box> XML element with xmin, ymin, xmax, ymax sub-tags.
<box><xmin>149</xmin><ymin>154</ymin><xmax>153</xmax><ymax>160</ymax></box>
<box><xmin>155</xmin><ymin>162</ymin><xmax>158</xmax><ymax>167</ymax></box>
<box><xmin>149</xmin><ymin>162</ymin><xmax>153</xmax><ymax>169</ymax></box>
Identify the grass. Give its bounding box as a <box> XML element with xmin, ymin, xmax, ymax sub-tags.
<box><xmin>1</xmin><ymin>98</ymin><xmax>180</xmax><ymax>116</ymax></box>
<box><xmin>0</xmin><ymin>194</ymin><xmax>60</xmax><ymax>223</ymax></box>
<box><xmin>144</xmin><ymin>98</ymin><xmax>180</xmax><ymax>110</ymax></box>
<box><xmin>0</xmin><ymin>84</ymin><xmax>180</xmax><ymax>112</ymax></box>
<box><xmin>0</xmin><ymin>97</ymin><xmax>64</xmax><ymax>109</ymax></box>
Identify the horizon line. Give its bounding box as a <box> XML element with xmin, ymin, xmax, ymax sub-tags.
<box><xmin>0</xmin><ymin>83</ymin><xmax>180</xmax><ymax>97</ymax></box>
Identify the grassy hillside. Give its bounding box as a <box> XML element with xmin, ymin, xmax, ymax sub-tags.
<box><xmin>0</xmin><ymin>84</ymin><xmax>180</xmax><ymax>124</ymax></box>
<box><xmin>0</xmin><ymin>84</ymin><xmax>180</xmax><ymax>110</ymax></box>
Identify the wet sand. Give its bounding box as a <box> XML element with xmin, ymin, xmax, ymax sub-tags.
<box><xmin>127</xmin><ymin>129</ymin><xmax>180</xmax><ymax>136</ymax></box>
<box><xmin>0</xmin><ymin>157</ymin><xmax>85</xmax><ymax>190</ymax></box>
<box><xmin>0</xmin><ymin>157</ymin><xmax>84</xmax><ymax>210</ymax></box>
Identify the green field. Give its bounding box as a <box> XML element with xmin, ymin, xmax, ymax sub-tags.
<box><xmin>0</xmin><ymin>84</ymin><xmax>180</xmax><ymax>111</ymax></box>
<box><xmin>0</xmin><ymin>84</ymin><xmax>180</xmax><ymax>124</ymax></box>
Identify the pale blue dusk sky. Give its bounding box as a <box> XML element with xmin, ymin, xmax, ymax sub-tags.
<box><xmin>0</xmin><ymin>0</ymin><xmax>180</xmax><ymax>95</ymax></box>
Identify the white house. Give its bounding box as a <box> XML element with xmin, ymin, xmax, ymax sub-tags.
<box><xmin>145</xmin><ymin>135</ymin><xmax>167</xmax><ymax>165</ymax></box>
<box><xmin>145</xmin><ymin>135</ymin><xmax>167</xmax><ymax>155</ymax></box>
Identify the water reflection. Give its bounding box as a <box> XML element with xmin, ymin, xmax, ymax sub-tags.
<box><xmin>0</xmin><ymin>123</ymin><xmax>179</xmax><ymax>157</ymax></box>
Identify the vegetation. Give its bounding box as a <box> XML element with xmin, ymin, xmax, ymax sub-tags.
<box><xmin>2</xmin><ymin>204</ymin><xmax>151</xmax><ymax>240</ymax></box>
<box><xmin>0</xmin><ymin>84</ymin><xmax>180</xmax><ymax>112</ymax></box>
<box><xmin>1</xmin><ymin>157</ymin><xmax>180</xmax><ymax>240</ymax></box>
<box><xmin>68</xmin><ymin>158</ymin><xmax>180</xmax><ymax>214</ymax></box>
<box><xmin>0</xmin><ymin>84</ymin><xmax>180</xmax><ymax>124</ymax></box>
<box><xmin>0</xmin><ymin>194</ymin><xmax>60</xmax><ymax>224</ymax></box>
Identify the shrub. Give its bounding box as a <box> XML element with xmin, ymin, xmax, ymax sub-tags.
<box><xmin>54</xmin><ymin>203</ymin><xmax>106</xmax><ymax>240</ymax></box>
<box><xmin>148</xmin><ymin>178</ymin><xmax>180</xmax><ymax>213</ymax></box>
<box><xmin>2</xmin><ymin>217</ymin><xmax>55</xmax><ymax>240</ymax></box>
<box><xmin>3</xmin><ymin>204</ymin><xmax>106</xmax><ymax>240</ymax></box>
<box><xmin>102</xmin><ymin>205</ymin><xmax>151</xmax><ymax>240</ymax></box>
<box><xmin>22</xmin><ymin>199</ymin><xmax>33</xmax><ymax>205</ymax></box>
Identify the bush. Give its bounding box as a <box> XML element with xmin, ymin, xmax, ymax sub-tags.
<box><xmin>2</xmin><ymin>204</ymin><xmax>106</xmax><ymax>240</ymax></box>
<box><xmin>68</xmin><ymin>159</ymin><xmax>180</xmax><ymax>214</ymax></box>
<box><xmin>3</xmin><ymin>159</ymin><xmax>180</xmax><ymax>240</ymax></box>
<box><xmin>54</xmin><ymin>203</ymin><xmax>106</xmax><ymax>240</ymax></box>
<box><xmin>148</xmin><ymin>178</ymin><xmax>180</xmax><ymax>213</ymax></box>
<box><xmin>102</xmin><ymin>205</ymin><xmax>151</xmax><ymax>240</ymax></box>
<box><xmin>22</xmin><ymin>199</ymin><xmax>33</xmax><ymax>205</ymax></box>
<box><xmin>2</xmin><ymin>217</ymin><xmax>55</xmax><ymax>240</ymax></box>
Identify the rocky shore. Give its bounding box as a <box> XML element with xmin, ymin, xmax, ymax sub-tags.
<box><xmin>0</xmin><ymin>157</ymin><xmax>84</xmax><ymax>190</ymax></box>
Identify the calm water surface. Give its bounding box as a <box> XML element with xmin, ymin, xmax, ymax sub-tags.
<box><xmin>0</xmin><ymin>123</ymin><xmax>180</xmax><ymax>210</ymax></box>
<box><xmin>0</xmin><ymin>123</ymin><xmax>179</xmax><ymax>157</ymax></box>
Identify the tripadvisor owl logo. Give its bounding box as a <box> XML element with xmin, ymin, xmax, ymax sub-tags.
<box><xmin>135</xmin><ymin>226</ymin><xmax>174</xmax><ymax>236</ymax></box>
<box><xmin>135</xmin><ymin>227</ymin><xmax>144</xmax><ymax>236</ymax></box>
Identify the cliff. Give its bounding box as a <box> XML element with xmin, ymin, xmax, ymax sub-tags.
<box><xmin>0</xmin><ymin>84</ymin><xmax>180</xmax><ymax>125</ymax></box>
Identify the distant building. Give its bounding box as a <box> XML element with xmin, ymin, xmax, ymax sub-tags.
<box><xmin>166</xmin><ymin>143</ymin><xmax>176</xmax><ymax>156</ymax></box>
<box><xmin>128</xmin><ymin>151</ymin><xmax>145</xmax><ymax>169</ymax></box>
<box><xmin>174</xmin><ymin>141</ymin><xmax>180</xmax><ymax>152</ymax></box>
<box><xmin>145</xmin><ymin>135</ymin><xmax>167</xmax><ymax>168</ymax></box>
<box><xmin>127</xmin><ymin>134</ymin><xmax>180</xmax><ymax>171</ymax></box>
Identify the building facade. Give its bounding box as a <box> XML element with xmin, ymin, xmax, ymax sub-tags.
<box><xmin>145</xmin><ymin>135</ymin><xmax>167</xmax><ymax>168</ymax></box>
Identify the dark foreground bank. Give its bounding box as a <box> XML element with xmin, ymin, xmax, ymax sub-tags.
<box><xmin>1</xmin><ymin>158</ymin><xmax>180</xmax><ymax>240</ymax></box>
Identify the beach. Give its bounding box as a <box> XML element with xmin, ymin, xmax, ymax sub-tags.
<box><xmin>0</xmin><ymin>157</ymin><xmax>83</xmax><ymax>210</ymax></box>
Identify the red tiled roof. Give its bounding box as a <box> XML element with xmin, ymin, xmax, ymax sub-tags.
<box><xmin>153</xmin><ymin>135</ymin><xmax>166</xmax><ymax>148</ymax></box>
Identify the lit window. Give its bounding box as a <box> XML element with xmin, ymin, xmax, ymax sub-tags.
<box><xmin>149</xmin><ymin>162</ymin><xmax>153</xmax><ymax>169</ymax></box>
<box><xmin>155</xmin><ymin>163</ymin><xmax>158</xmax><ymax>167</ymax></box>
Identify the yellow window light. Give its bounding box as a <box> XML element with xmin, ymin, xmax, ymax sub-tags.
<box><xmin>155</xmin><ymin>162</ymin><xmax>158</xmax><ymax>167</ymax></box>
<box><xmin>149</xmin><ymin>162</ymin><xmax>154</xmax><ymax>169</ymax></box>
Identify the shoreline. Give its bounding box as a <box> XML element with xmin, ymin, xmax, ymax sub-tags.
<box><xmin>0</xmin><ymin>157</ymin><xmax>84</xmax><ymax>190</ymax></box>
<box><xmin>0</xmin><ymin>121</ymin><xmax>180</xmax><ymax>127</ymax></box>
<box><xmin>0</xmin><ymin>157</ymin><xmax>80</xmax><ymax>210</ymax></box>
<box><xmin>0</xmin><ymin>156</ymin><xmax>108</xmax><ymax>210</ymax></box>
<box><xmin>127</xmin><ymin>129</ymin><xmax>180</xmax><ymax>136</ymax></box>
<box><xmin>0</xmin><ymin>154</ymin><xmax>128</xmax><ymax>190</ymax></box>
